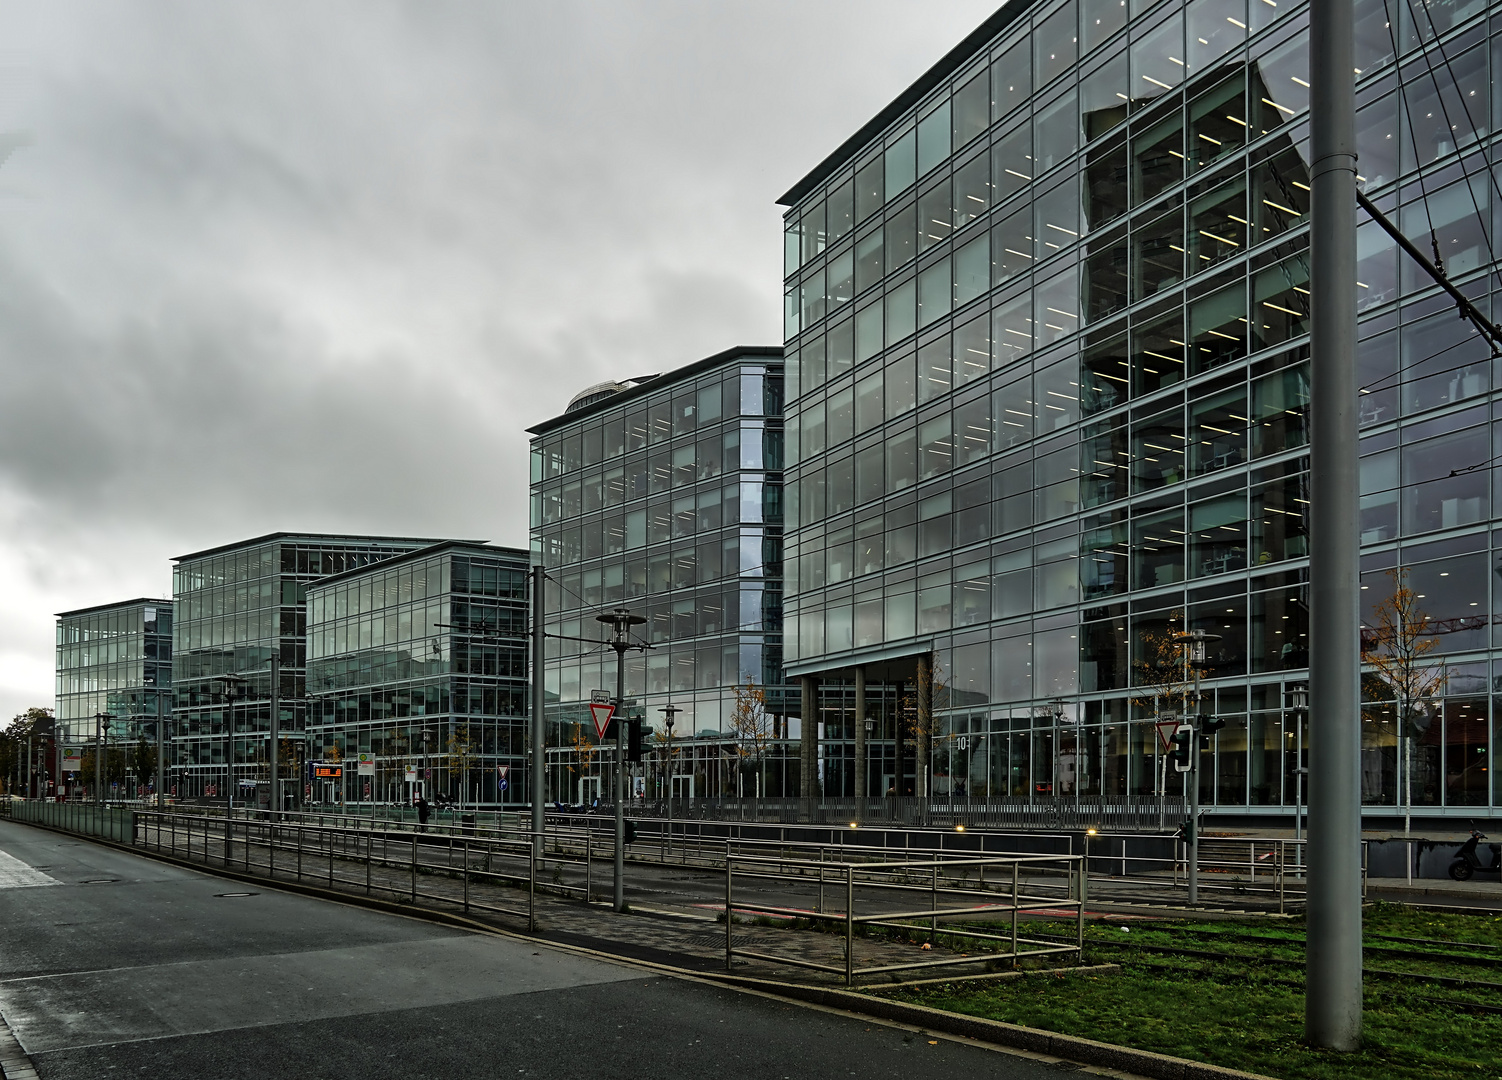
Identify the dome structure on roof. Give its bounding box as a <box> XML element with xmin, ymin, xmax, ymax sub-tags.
<box><xmin>564</xmin><ymin>376</ymin><xmax>657</xmax><ymax>414</ymax></box>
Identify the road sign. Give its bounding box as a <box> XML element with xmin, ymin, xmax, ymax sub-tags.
<box><xmin>589</xmin><ymin>701</ymin><xmax>615</xmax><ymax>740</ymax></box>
<box><xmin>499</xmin><ymin>778</ymin><xmax>508</xmax><ymax>792</ymax></box>
<box><xmin>591</xmin><ymin>690</ymin><xmax>611</xmax><ymax>704</ymax></box>
<box><xmin>1154</xmin><ymin>718</ymin><xmax>1181</xmax><ymax>753</ymax></box>
<box><xmin>61</xmin><ymin>748</ymin><xmax>83</xmax><ymax>772</ymax></box>
<box><xmin>405</xmin><ymin>765</ymin><xmax>418</xmax><ymax>782</ymax></box>
<box><xmin>498</xmin><ymin>766</ymin><xmax>509</xmax><ymax>778</ymax></box>
<box><xmin>357</xmin><ymin>752</ymin><xmax>375</xmax><ymax>776</ymax></box>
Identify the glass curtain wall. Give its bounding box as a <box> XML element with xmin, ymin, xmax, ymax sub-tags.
<box><xmin>779</xmin><ymin>0</ymin><xmax>1502</xmax><ymax>816</ymax></box>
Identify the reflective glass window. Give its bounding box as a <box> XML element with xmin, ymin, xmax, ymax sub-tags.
<box><xmin>1082</xmin><ymin>50</ymin><xmax>1130</xmax><ymax>140</ymax></box>
<box><xmin>991</xmin><ymin>37</ymin><xmax>1031</xmax><ymax>122</ymax></box>
<box><xmin>953</xmin><ymin>152</ymin><xmax>990</xmax><ymax>230</ymax></box>
<box><xmin>919</xmin><ymin>178</ymin><xmax>953</xmax><ymax>251</ymax></box>
<box><xmin>1131</xmin><ymin>11</ymin><xmax>1185</xmax><ymax>108</ymax></box>
<box><xmin>1034</xmin><ymin>0</ymin><xmax>1079</xmax><ymax>90</ymax></box>
<box><xmin>952</xmin><ymin>68</ymin><xmax>990</xmax><ymax>149</ymax></box>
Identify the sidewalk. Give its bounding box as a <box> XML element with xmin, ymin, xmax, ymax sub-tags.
<box><xmin>1365</xmin><ymin>875</ymin><xmax>1502</xmax><ymax>906</ymax></box>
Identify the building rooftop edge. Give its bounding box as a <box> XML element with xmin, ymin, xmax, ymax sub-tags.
<box><xmin>306</xmin><ymin>540</ymin><xmax>529</xmax><ymax>591</ymax></box>
<box><xmin>775</xmin><ymin>0</ymin><xmax>1038</xmax><ymax>208</ymax></box>
<box><xmin>172</xmin><ymin>532</ymin><xmax>460</xmax><ymax>564</ymax></box>
<box><xmin>56</xmin><ymin>598</ymin><xmax>174</xmax><ymax>619</ymax></box>
<box><xmin>526</xmin><ymin>344</ymin><xmax>784</xmax><ymax>436</ymax></box>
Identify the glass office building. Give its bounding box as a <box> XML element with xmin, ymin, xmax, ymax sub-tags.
<box><xmin>305</xmin><ymin>542</ymin><xmax>530</xmax><ymax>807</ymax></box>
<box><xmin>171</xmin><ymin>533</ymin><xmax>446</xmax><ymax>800</ymax></box>
<box><xmin>527</xmin><ymin>346</ymin><xmax>804</xmax><ymax>801</ymax></box>
<box><xmin>55</xmin><ymin>599</ymin><xmax>174</xmax><ymax>769</ymax></box>
<box><xmin>779</xmin><ymin>0</ymin><xmax>1502</xmax><ymax>817</ymax></box>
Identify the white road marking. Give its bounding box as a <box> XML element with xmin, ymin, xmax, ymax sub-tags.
<box><xmin>0</xmin><ymin>849</ymin><xmax>58</xmax><ymax>890</ymax></box>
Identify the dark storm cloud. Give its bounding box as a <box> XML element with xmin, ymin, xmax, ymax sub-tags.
<box><xmin>0</xmin><ymin>0</ymin><xmax>999</xmax><ymax>713</ymax></box>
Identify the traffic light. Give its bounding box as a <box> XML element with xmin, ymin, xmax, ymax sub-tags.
<box><xmin>627</xmin><ymin>718</ymin><xmax>644</xmax><ymax>763</ymax></box>
<box><xmin>1199</xmin><ymin>714</ymin><xmax>1226</xmax><ymax>737</ymax></box>
<box><xmin>1169</xmin><ymin>724</ymin><xmax>1193</xmax><ymax>772</ymax></box>
<box><xmin>623</xmin><ymin>819</ymin><xmax>638</xmax><ymax>845</ymax></box>
<box><xmin>1176</xmin><ymin>818</ymin><xmax>1196</xmax><ymax>845</ymax></box>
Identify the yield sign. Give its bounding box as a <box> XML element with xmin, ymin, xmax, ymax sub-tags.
<box><xmin>1155</xmin><ymin>719</ymin><xmax>1181</xmax><ymax>753</ymax></box>
<box><xmin>589</xmin><ymin>702</ymin><xmax>616</xmax><ymax>740</ymax></box>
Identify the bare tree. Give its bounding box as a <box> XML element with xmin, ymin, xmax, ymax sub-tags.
<box><xmin>728</xmin><ymin>679</ymin><xmax>774</xmax><ymax>798</ymax></box>
<box><xmin>1130</xmin><ymin>612</ymin><xmax>1203</xmax><ymax>715</ymax></box>
<box><xmin>1361</xmin><ymin>567</ymin><xmax>1445</xmax><ymax>832</ymax></box>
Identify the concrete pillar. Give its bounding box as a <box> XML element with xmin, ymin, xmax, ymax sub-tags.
<box><xmin>853</xmin><ymin>667</ymin><xmax>867</xmax><ymax>800</ymax></box>
<box><xmin>800</xmin><ymin>676</ymin><xmax>818</xmax><ymax>817</ymax></box>
<box><xmin>916</xmin><ymin>653</ymin><xmax>933</xmax><ymax>799</ymax></box>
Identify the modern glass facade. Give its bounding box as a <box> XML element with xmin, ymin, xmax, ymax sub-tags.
<box><xmin>527</xmin><ymin>346</ymin><xmax>802</xmax><ymax>800</ymax></box>
<box><xmin>170</xmin><ymin>533</ymin><xmax>445</xmax><ymax>800</ymax></box>
<box><xmin>779</xmin><ymin>0</ymin><xmax>1502</xmax><ymax>817</ymax></box>
<box><xmin>305</xmin><ymin>542</ymin><xmax>530</xmax><ymax>807</ymax></box>
<box><xmin>55</xmin><ymin>599</ymin><xmax>173</xmax><ymax>750</ymax></box>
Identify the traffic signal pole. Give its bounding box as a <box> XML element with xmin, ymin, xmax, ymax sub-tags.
<box><xmin>1307</xmin><ymin>0</ymin><xmax>1363</xmax><ymax>1050</ymax></box>
<box><xmin>597</xmin><ymin>607</ymin><xmax>644</xmax><ymax>913</ymax></box>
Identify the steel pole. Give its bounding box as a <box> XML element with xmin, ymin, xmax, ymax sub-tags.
<box><xmin>530</xmin><ymin>564</ymin><xmax>546</xmax><ymax>861</ymax></box>
<box><xmin>1307</xmin><ymin>0</ymin><xmax>1363</xmax><ymax>1049</ymax></box>
<box><xmin>155</xmin><ymin>691</ymin><xmax>166</xmax><ymax>806</ymax></box>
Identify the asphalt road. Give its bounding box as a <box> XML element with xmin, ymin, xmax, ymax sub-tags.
<box><xmin>0</xmin><ymin>822</ymin><xmax>1077</xmax><ymax>1080</ymax></box>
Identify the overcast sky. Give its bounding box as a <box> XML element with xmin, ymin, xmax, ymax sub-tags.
<box><xmin>0</xmin><ymin>1</ymin><xmax>1000</xmax><ymax>719</ymax></box>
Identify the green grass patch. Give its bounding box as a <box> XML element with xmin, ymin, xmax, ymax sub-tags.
<box><xmin>875</xmin><ymin>905</ymin><xmax>1502</xmax><ymax>1080</ymax></box>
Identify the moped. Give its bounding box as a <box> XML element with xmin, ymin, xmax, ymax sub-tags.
<box><xmin>1448</xmin><ymin>828</ymin><xmax>1502</xmax><ymax>881</ymax></box>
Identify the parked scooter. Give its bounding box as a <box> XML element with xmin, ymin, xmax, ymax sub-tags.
<box><xmin>1448</xmin><ymin>828</ymin><xmax>1502</xmax><ymax>881</ymax></box>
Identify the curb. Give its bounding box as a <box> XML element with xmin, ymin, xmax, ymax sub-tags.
<box><xmin>2</xmin><ymin>819</ymin><xmax>1274</xmax><ymax>1080</ymax></box>
<box><xmin>0</xmin><ymin>1002</ymin><xmax>39</xmax><ymax>1080</ymax></box>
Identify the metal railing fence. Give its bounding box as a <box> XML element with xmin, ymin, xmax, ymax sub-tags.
<box><xmin>724</xmin><ymin>850</ymin><xmax>1083</xmax><ymax>985</ymax></box>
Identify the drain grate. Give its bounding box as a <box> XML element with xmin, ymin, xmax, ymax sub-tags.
<box><xmin>78</xmin><ymin>878</ymin><xmax>119</xmax><ymax>884</ymax></box>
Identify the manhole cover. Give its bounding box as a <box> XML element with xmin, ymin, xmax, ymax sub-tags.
<box><xmin>214</xmin><ymin>892</ymin><xmax>258</xmax><ymax>898</ymax></box>
<box><xmin>79</xmin><ymin>878</ymin><xmax>118</xmax><ymax>884</ymax></box>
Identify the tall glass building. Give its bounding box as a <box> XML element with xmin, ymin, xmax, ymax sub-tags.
<box><xmin>170</xmin><ymin>533</ymin><xmax>447</xmax><ymax>800</ymax></box>
<box><xmin>527</xmin><ymin>346</ymin><xmax>804</xmax><ymax>801</ymax></box>
<box><xmin>778</xmin><ymin>0</ymin><xmax>1500</xmax><ymax>819</ymax></box>
<box><xmin>305</xmin><ymin>542</ymin><xmax>530</xmax><ymax>807</ymax></box>
<box><xmin>55</xmin><ymin>599</ymin><xmax>174</xmax><ymax>789</ymax></box>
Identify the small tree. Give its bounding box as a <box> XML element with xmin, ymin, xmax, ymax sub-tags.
<box><xmin>448</xmin><ymin>725</ymin><xmax>475</xmax><ymax>807</ymax></box>
<box><xmin>728</xmin><ymin>679</ymin><xmax>774</xmax><ymax>797</ymax></box>
<box><xmin>1130</xmin><ymin>612</ymin><xmax>1204</xmax><ymax>715</ymax></box>
<box><xmin>1362</xmin><ymin>567</ymin><xmax>1445</xmax><ymax>826</ymax></box>
<box><xmin>132</xmin><ymin>736</ymin><xmax>156</xmax><ymax>790</ymax></box>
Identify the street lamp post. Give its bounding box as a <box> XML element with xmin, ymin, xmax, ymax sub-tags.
<box><xmin>597</xmin><ymin>607</ymin><xmax>645</xmax><ymax>913</ymax></box>
<box><xmin>216</xmin><ymin>673</ymin><xmax>247</xmax><ymax>859</ymax></box>
<box><xmin>91</xmin><ymin>712</ymin><xmax>112</xmax><ymax>805</ymax></box>
<box><xmin>1288</xmin><ymin>683</ymin><xmax>1309</xmax><ymax>872</ymax></box>
<box><xmin>660</xmin><ymin>704</ymin><xmax>680</xmax><ymax>859</ymax></box>
<box><xmin>1173</xmin><ymin>629</ymin><xmax>1220</xmax><ymax>907</ymax></box>
<box><xmin>1048</xmin><ymin>698</ymin><xmax>1067</xmax><ymax>805</ymax></box>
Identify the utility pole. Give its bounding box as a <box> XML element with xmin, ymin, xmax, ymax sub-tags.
<box><xmin>597</xmin><ymin>607</ymin><xmax>644</xmax><ymax>913</ymax></box>
<box><xmin>154</xmin><ymin>687</ymin><xmax>168</xmax><ymax>806</ymax></box>
<box><xmin>1307</xmin><ymin>0</ymin><xmax>1363</xmax><ymax>1050</ymax></box>
<box><xmin>531</xmin><ymin>564</ymin><xmax>546</xmax><ymax>861</ymax></box>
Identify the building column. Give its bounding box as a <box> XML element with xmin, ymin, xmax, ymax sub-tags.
<box><xmin>916</xmin><ymin>653</ymin><xmax>933</xmax><ymax>799</ymax></box>
<box><xmin>853</xmin><ymin>666</ymin><xmax>867</xmax><ymax>801</ymax></box>
<box><xmin>800</xmin><ymin>675</ymin><xmax>818</xmax><ymax>818</ymax></box>
<box><xmin>893</xmin><ymin>680</ymin><xmax>906</xmax><ymax>796</ymax></box>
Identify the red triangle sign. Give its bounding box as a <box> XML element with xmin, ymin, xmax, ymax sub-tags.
<box><xmin>1155</xmin><ymin>719</ymin><xmax>1180</xmax><ymax>753</ymax></box>
<box><xmin>589</xmin><ymin>702</ymin><xmax>615</xmax><ymax>740</ymax></box>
